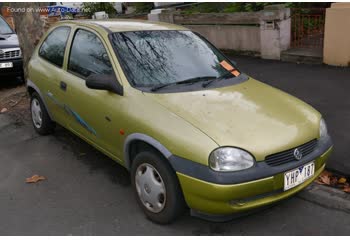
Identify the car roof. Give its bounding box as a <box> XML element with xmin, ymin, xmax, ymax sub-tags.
<box><xmin>61</xmin><ymin>19</ymin><xmax>189</xmax><ymax>33</ymax></box>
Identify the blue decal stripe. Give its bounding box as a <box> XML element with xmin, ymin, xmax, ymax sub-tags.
<box><xmin>70</xmin><ymin>110</ymin><xmax>97</xmax><ymax>136</ymax></box>
<box><xmin>46</xmin><ymin>92</ymin><xmax>97</xmax><ymax>136</ymax></box>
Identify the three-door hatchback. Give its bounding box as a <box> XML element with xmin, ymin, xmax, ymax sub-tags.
<box><xmin>27</xmin><ymin>20</ymin><xmax>333</xmax><ymax>223</ymax></box>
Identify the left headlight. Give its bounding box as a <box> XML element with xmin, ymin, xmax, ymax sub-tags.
<box><xmin>209</xmin><ymin>147</ymin><xmax>255</xmax><ymax>172</ymax></box>
<box><xmin>319</xmin><ymin>118</ymin><xmax>328</xmax><ymax>139</ymax></box>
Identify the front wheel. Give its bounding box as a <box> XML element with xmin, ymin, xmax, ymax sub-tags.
<box><xmin>131</xmin><ymin>151</ymin><xmax>186</xmax><ymax>224</ymax></box>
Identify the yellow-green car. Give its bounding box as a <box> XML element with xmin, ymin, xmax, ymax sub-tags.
<box><xmin>27</xmin><ymin>20</ymin><xmax>333</xmax><ymax>223</ymax></box>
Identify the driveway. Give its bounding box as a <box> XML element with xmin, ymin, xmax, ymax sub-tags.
<box><xmin>0</xmin><ymin>58</ymin><xmax>350</xmax><ymax>235</ymax></box>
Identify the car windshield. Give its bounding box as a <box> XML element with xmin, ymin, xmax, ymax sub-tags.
<box><xmin>0</xmin><ymin>17</ymin><xmax>13</xmax><ymax>34</ymax></box>
<box><xmin>110</xmin><ymin>30</ymin><xmax>237</xmax><ymax>88</ymax></box>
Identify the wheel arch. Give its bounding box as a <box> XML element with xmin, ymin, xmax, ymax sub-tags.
<box><xmin>26</xmin><ymin>79</ymin><xmax>54</xmax><ymax>120</ymax></box>
<box><xmin>124</xmin><ymin>133</ymin><xmax>172</xmax><ymax>171</ymax></box>
<box><xmin>27</xmin><ymin>86</ymin><xmax>36</xmax><ymax>96</ymax></box>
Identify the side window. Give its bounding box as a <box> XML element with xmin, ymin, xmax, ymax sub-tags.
<box><xmin>39</xmin><ymin>27</ymin><xmax>70</xmax><ymax>67</ymax></box>
<box><xmin>68</xmin><ymin>29</ymin><xmax>114</xmax><ymax>79</ymax></box>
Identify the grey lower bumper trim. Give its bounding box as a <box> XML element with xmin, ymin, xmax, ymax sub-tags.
<box><xmin>190</xmin><ymin>203</ymin><xmax>279</xmax><ymax>222</ymax></box>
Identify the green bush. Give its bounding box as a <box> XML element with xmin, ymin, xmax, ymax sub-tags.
<box><xmin>181</xmin><ymin>3</ymin><xmax>225</xmax><ymax>14</ymax></box>
<box><xmin>130</xmin><ymin>3</ymin><xmax>154</xmax><ymax>14</ymax></box>
<box><xmin>222</xmin><ymin>3</ymin><xmax>244</xmax><ymax>13</ymax></box>
<box><xmin>242</xmin><ymin>3</ymin><xmax>271</xmax><ymax>12</ymax></box>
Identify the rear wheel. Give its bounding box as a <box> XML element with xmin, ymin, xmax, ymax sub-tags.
<box><xmin>131</xmin><ymin>151</ymin><xmax>186</xmax><ymax>224</ymax></box>
<box><xmin>30</xmin><ymin>92</ymin><xmax>55</xmax><ymax>135</ymax></box>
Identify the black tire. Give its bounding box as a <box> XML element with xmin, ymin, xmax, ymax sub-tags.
<box><xmin>30</xmin><ymin>92</ymin><xmax>55</xmax><ymax>135</ymax></box>
<box><xmin>131</xmin><ymin>151</ymin><xmax>186</xmax><ymax>224</ymax></box>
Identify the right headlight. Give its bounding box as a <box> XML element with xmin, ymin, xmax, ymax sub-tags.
<box><xmin>319</xmin><ymin>118</ymin><xmax>328</xmax><ymax>140</ymax></box>
<box><xmin>209</xmin><ymin>147</ymin><xmax>255</xmax><ymax>172</ymax></box>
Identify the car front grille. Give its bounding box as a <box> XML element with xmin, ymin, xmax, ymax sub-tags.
<box><xmin>265</xmin><ymin>139</ymin><xmax>318</xmax><ymax>166</ymax></box>
<box><xmin>0</xmin><ymin>49</ymin><xmax>21</xmax><ymax>60</ymax></box>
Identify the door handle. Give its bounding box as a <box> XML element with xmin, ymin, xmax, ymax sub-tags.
<box><xmin>60</xmin><ymin>81</ymin><xmax>67</xmax><ymax>91</ymax></box>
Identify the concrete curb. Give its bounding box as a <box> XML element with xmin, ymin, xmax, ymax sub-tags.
<box><xmin>298</xmin><ymin>183</ymin><xmax>350</xmax><ymax>214</ymax></box>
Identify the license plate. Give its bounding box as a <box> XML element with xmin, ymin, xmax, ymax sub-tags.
<box><xmin>0</xmin><ymin>62</ymin><xmax>13</xmax><ymax>68</ymax></box>
<box><xmin>284</xmin><ymin>161</ymin><xmax>315</xmax><ymax>191</ymax></box>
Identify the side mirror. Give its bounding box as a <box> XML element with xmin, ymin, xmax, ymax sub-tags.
<box><xmin>86</xmin><ymin>74</ymin><xmax>123</xmax><ymax>96</ymax></box>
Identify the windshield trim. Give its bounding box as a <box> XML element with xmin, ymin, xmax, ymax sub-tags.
<box><xmin>108</xmin><ymin>30</ymin><xmax>246</xmax><ymax>93</ymax></box>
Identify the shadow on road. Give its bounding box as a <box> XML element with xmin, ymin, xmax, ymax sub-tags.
<box><xmin>0</xmin><ymin>76</ymin><xmax>24</xmax><ymax>90</ymax></box>
<box><xmin>52</xmin><ymin>125</ymin><xmax>131</xmax><ymax>187</ymax></box>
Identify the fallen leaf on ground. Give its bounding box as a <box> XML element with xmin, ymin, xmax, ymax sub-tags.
<box><xmin>330</xmin><ymin>176</ymin><xmax>339</xmax><ymax>186</ymax></box>
<box><xmin>26</xmin><ymin>175</ymin><xmax>46</xmax><ymax>183</ymax></box>
<box><xmin>343</xmin><ymin>185</ymin><xmax>350</xmax><ymax>193</ymax></box>
<box><xmin>315</xmin><ymin>170</ymin><xmax>333</xmax><ymax>185</ymax></box>
<box><xmin>318</xmin><ymin>174</ymin><xmax>331</xmax><ymax>185</ymax></box>
<box><xmin>0</xmin><ymin>108</ymin><xmax>8</xmax><ymax>113</ymax></box>
<box><xmin>321</xmin><ymin>170</ymin><xmax>333</xmax><ymax>177</ymax></box>
<box><xmin>338</xmin><ymin>177</ymin><xmax>347</xmax><ymax>184</ymax></box>
<box><xmin>315</xmin><ymin>179</ymin><xmax>326</xmax><ymax>185</ymax></box>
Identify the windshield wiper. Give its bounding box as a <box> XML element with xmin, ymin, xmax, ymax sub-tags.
<box><xmin>150</xmin><ymin>82</ymin><xmax>176</xmax><ymax>92</ymax></box>
<box><xmin>150</xmin><ymin>76</ymin><xmax>217</xmax><ymax>92</ymax></box>
<box><xmin>202</xmin><ymin>72</ymin><xmax>234</xmax><ymax>88</ymax></box>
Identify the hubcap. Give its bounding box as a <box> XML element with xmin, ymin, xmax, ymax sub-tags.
<box><xmin>135</xmin><ymin>163</ymin><xmax>166</xmax><ymax>213</ymax></box>
<box><xmin>31</xmin><ymin>98</ymin><xmax>42</xmax><ymax>129</ymax></box>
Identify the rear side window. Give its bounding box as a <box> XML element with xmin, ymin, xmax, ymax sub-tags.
<box><xmin>68</xmin><ymin>29</ymin><xmax>114</xmax><ymax>79</ymax></box>
<box><xmin>39</xmin><ymin>27</ymin><xmax>71</xmax><ymax>67</ymax></box>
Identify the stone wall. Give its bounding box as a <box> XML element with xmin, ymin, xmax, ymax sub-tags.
<box><xmin>148</xmin><ymin>5</ymin><xmax>291</xmax><ymax>60</ymax></box>
<box><xmin>189</xmin><ymin>25</ymin><xmax>261</xmax><ymax>52</ymax></box>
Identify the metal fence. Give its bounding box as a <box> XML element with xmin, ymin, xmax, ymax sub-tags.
<box><xmin>291</xmin><ymin>8</ymin><xmax>326</xmax><ymax>49</ymax></box>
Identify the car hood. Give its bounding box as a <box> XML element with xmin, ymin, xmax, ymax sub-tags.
<box><xmin>145</xmin><ymin>78</ymin><xmax>321</xmax><ymax>160</ymax></box>
<box><xmin>0</xmin><ymin>33</ymin><xmax>20</xmax><ymax>48</ymax></box>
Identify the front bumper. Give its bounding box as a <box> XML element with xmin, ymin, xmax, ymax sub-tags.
<box><xmin>171</xmin><ymin>137</ymin><xmax>333</xmax><ymax>217</ymax></box>
<box><xmin>0</xmin><ymin>58</ymin><xmax>23</xmax><ymax>78</ymax></box>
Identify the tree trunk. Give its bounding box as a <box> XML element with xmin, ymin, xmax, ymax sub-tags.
<box><xmin>9</xmin><ymin>3</ymin><xmax>48</xmax><ymax>80</ymax></box>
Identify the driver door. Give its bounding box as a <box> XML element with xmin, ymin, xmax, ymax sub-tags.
<box><xmin>62</xmin><ymin>28</ymin><xmax>124</xmax><ymax>160</ymax></box>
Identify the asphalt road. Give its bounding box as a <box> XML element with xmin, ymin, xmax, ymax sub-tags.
<box><xmin>1</xmin><ymin>57</ymin><xmax>350</xmax><ymax>235</ymax></box>
<box><xmin>1</xmin><ymin>113</ymin><xmax>350</xmax><ymax>235</ymax></box>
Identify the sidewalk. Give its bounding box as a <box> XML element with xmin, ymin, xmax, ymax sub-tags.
<box><xmin>231</xmin><ymin>55</ymin><xmax>350</xmax><ymax>175</ymax></box>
